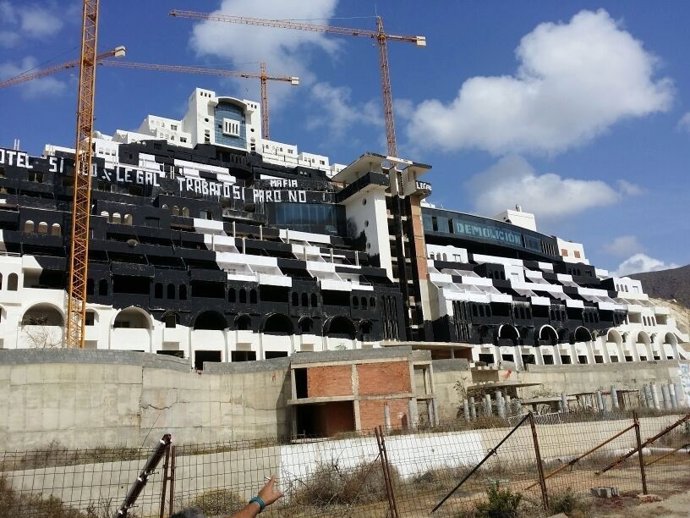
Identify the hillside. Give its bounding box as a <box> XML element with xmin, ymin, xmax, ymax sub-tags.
<box><xmin>630</xmin><ymin>264</ymin><xmax>690</xmax><ymax>309</ymax></box>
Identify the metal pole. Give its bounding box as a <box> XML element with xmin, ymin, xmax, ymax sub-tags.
<box><xmin>169</xmin><ymin>445</ymin><xmax>176</xmax><ymax>515</ymax></box>
<box><xmin>159</xmin><ymin>443</ymin><xmax>171</xmax><ymax>518</ymax></box>
<box><xmin>633</xmin><ymin>411</ymin><xmax>648</xmax><ymax>495</ymax></box>
<box><xmin>598</xmin><ymin>412</ymin><xmax>690</xmax><ymax>474</ymax></box>
<box><xmin>431</xmin><ymin>413</ymin><xmax>531</xmax><ymax>513</ymax></box>
<box><xmin>529</xmin><ymin>412</ymin><xmax>550</xmax><ymax>510</ymax></box>
<box><xmin>376</xmin><ymin>426</ymin><xmax>399</xmax><ymax>518</ymax></box>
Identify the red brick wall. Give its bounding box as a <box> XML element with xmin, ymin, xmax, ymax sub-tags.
<box><xmin>315</xmin><ymin>402</ymin><xmax>355</xmax><ymax>436</ymax></box>
<box><xmin>359</xmin><ymin>398</ymin><xmax>410</xmax><ymax>431</ymax></box>
<box><xmin>357</xmin><ymin>361</ymin><xmax>411</xmax><ymax>395</ymax></box>
<box><xmin>307</xmin><ymin>365</ymin><xmax>352</xmax><ymax>397</ymax></box>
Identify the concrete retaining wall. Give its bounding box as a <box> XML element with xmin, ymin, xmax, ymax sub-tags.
<box><xmin>0</xmin><ymin>349</ymin><xmax>292</xmax><ymax>451</ymax></box>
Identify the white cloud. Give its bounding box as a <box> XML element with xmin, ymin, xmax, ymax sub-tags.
<box><xmin>678</xmin><ymin>112</ymin><xmax>690</xmax><ymax>132</ymax></box>
<box><xmin>0</xmin><ymin>2</ymin><xmax>64</xmax><ymax>47</ymax></box>
<box><xmin>613</xmin><ymin>253</ymin><xmax>679</xmax><ymax>277</ymax></box>
<box><xmin>190</xmin><ymin>0</ymin><xmax>339</xmax><ymax>93</ymax></box>
<box><xmin>306</xmin><ymin>82</ymin><xmax>382</xmax><ymax>139</ymax></box>
<box><xmin>406</xmin><ymin>9</ymin><xmax>673</xmax><ymax>155</ymax></box>
<box><xmin>604</xmin><ymin>235</ymin><xmax>645</xmax><ymax>258</ymax></box>
<box><xmin>0</xmin><ymin>57</ymin><xmax>67</xmax><ymax>98</ymax></box>
<box><xmin>467</xmin><ymin>155</ymin><xmax>638</xmax><ymax>219</ymax></box>
<box><xmin>20</xmin><ymin>5</ymin><xmax>63</xmax><ymax>38</ymax></box>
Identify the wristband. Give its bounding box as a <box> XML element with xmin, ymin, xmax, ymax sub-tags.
<box><xmin>249</xmin><ymin>495</ymin><xmax>266</xmax><ymax>512</ymax></box>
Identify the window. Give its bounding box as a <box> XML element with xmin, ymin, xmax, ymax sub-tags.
<box><xmin>85</xmin><ymin>312</ymin><xmax>96</xmax><ymax>326</ymax></box>
<box><xmin>222</xmin><ymin>118</ymin><xmax>240</xmax><ymax>137</ymax></box>
<box><xmin>574</xmin><ymin>250</ymin><xmax>581</xmax><ymax>258</ymax></box>
<box><xmin>561</xmin><ymin>249</ymin><xmax>568</xmax><ymax>256</ymax></box>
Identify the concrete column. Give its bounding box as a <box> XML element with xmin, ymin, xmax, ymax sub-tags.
<box><xmin>651</xmin><ymin>383</ymin><xmax>661</xmax><ymax>410</ymax></box>
<box><xmin>675</xmin><ymin>382</ymin><xmax>687</xmax><ymax>408</ymax></box>
<box><xmin>384</xmin><ymin>403</ymin><xmax>392</xmax><ymax>431</ymax></box>
<box><xmin>610</xmin><ymin>386</ymin><xmax>619</xmax><ymax>410</ymax></box>
<box><xmin>638</xmin><ymin>385</ymin><xmax>648</xmax><ymax>408</ymax></box>
<box><xmin>661</xmin><ymin>384</ymin><xmax>671</xmax><ymax>411</ymax></box>
<box><xmin>407</xmin><ymin>399</ymin><xmax>418</xmax><ymax>430</ymax></box>
<box><xmin>561</xmin><ymin>393</ymin><xmax>569</xmax><ymax>413</ymax></box>
<box><xmin>484</xmin><ymin>394</ymin><xmax>492</xmax><ymax>417</ymax></box>
<box><xmin>496</xmin><ymin>391</ymin><xmax>505</xmax><ymax>419</ymax></box>
<box><xmin>469</xmin><ymin>397</ymin><xmax>477</xmax><ymax>420</ymax></box>
<box><xmin>596</xmin><ymin>390</ymin><xmax>605</xmax><ymax>413</ymax></box>
<box><xmin>463</xmin><ymin>399</ymin><xmax>470</xmax><ymax>421</ymax></box>
<box><xmin>505</xmin><ymin>395</ymin><xmax>512</xmax><ymax>415</ymax></box>
<box><xmin>669</xmin><ymin>384</ymin><xmax>678</xmax><ymax>410</ymax></box>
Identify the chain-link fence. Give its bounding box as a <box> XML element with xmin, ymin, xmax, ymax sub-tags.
<box><xmin>2</xmin><ymin>412</ymin><xmax>689</xmax><ymax>517</ymax></box>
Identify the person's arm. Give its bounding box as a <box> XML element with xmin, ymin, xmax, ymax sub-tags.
<box><xmin>230</xmin><ymin>475</ymin><xmax>283</xmax><ymax>518</ymax></box>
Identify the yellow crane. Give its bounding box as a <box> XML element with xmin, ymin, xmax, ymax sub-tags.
<box><xmin>2</xmin><ymin>54</ymin><xmax>299</xmax><ymax>141</ymax></box>
<box><xmin>66</xmin><ymin>0</ymin><xmax>100</xmax><ymax>348</ymax></box>
<box><xmin>170</xmin><ymin>9</ymin><xmax>426</xmax><ymax>157</ymax></box>
<box><xmin>99</xmin><ymin>60</ymin><xmax>299</xmax><ymax>140</ymax></box>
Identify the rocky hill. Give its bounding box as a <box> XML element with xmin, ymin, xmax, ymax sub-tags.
<box><xmin>630</xmin><ymin>264</ymin><xmax>690</xmax><ymax>309</ymax></box>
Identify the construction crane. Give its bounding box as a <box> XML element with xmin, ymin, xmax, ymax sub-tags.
<box><xmin>170</xmin><ymin>9</ymin><xmax>426</xmax><ymax>157</ymax></box>
<box><xmin>66</xmin><ymin>0</ymin><xmax>100</xmax><ymax>348</ymax></box>
<box><xmin>0</xmin><ymin>46</ymin><xmax>125</xmax><ymax>89</ymax></box>
<box><xmin>2</xmin><ymin>54</ymin><xmax>298</xmax><ymax>141</ymax></box>
<box><xmin>99</xmin><ymin>60</ymin><xmax>299</xmax><ymax>139</ymax></box>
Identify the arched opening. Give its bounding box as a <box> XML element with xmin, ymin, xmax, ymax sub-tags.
<box><xmin>291</xmin><ymin>292</ymin><xmax>298</xmax><ymax>306</ymax></box>
<box><xmin>239</xmin><ymin>289</ymin><xmax>247</xmax><ymax>303</ymax></box>
<box><xmin>352</xmin><ymin>297</ymin><xmax>359</xmax><ymax>309</ymax></box>
<box><xmin>87</xmin><ymin>278</ymin><xmax>94</xmax><ymax>296</ymax></box>
<box><xmin>123</xmin><ymin>214</ymin><xmax>133</xmax><ymax>225</ymax></box>
<box><xmin>50</xmin><ymin>223</ymin><xmax>61</xmax><ymax>236</ymax></box>
<box><xmin>235</xmin><ymin>314</ymin><xmax>252</xmax><ymax>331</ymax></box>
<box><xmin>179</xmin><ymin>285</ymin><xmax>187</xmax><ymax>300</ymax></box>
<box><xmin>23</xmin><ymin>220</ymin><xmax>34</xmax><ymax>233</ymax></box>
<box><xmin>250</xmin><ymin>289</ymin><xmax>257</xmax><ymax>304</ymax></box>
<box><xmin>311</xmin><ymin>294</ymin><xmax>317</xmax><ymax>307</ymax></box>
<box><xmin>21</xmin><ymin>304</ymin><xmax>64</xmax><ymax>326</ymax></box>
<box><xmin>538</xmin><ymin>325</ymin><xmax>558</xmax><ymax>346</ymax></box>
<box><xmin>98</xmin><ymin>279</ymin><xmax>108</xmax><ymax>296</ymax></box>
<box><xmin>172</xmin><ymin>206</ymin><xmax>180</xmax><ymax>216</ymax></box>
<box><xmin>111</xmin><ymin>212</ymin><xmax>121</xmax><ymax>224</ymax></box>
<box><xmin>154</xmin><ymin>283</ymin><xmax>163</xmax><ymax>298</ymax></box>
<box><xmin>301</xmin><ymin>293</ymin><xmax>308</xmax><ymax>307</ymax></box>
<box><xmin>193</xmin><ymin>311</ymin><xmax>226</xmax><ymax>330</ymax></box>
<box><xmin>298</xmin><ymin>317</ymin><xmax>314</xmax><ymax>334</ymax></box>
<box><xmin>8</xmin><ymin>273</ymin><xmax>18</xmax><ymax>291</ymax></box>
<box><xmin>167</xmin><ymin>283</ymin><xmax>175</xmax><ymax>299</ymax></box>
<box><xmin>370</xmin><ymin>297</ymin><xmax>376</xmax><ymax>308</ymax></box>
<box><xmin>181</xmin><ymin>207</ymin><xmax>190</xmax><ymax>217</ymax></box>
<box><xmin>497</xmin><ymin>324</ymin><xmax>519</xmax><ymax>344</ymax></box>
<box><xmin>574</xmin><ymin>326</ymin><xmax>593</xmax><ymax>342</ymax></box>
<box><xmin>606</xmin><ymin>329</ymin><xmax>623</xmax><ymax>346</ymax></box>
<box><xmin>637</xmin><ymin>331</ymin><xmax>651</xmax><ymax>346</ymax></box>
<box><xmin>37</xmin><ymin>222</ymin><xmax>48</xmax><ymax>234</ymax></box>
<box><xmin>361</xmin><ymin>297</ymin><xmax>367</xmax><ymax>310</ymax></box>
<box><xmin>663</xmin><ymin>332</ymin><xmax>678</xmax><ymax>346</ymax></box>
<box><xmin>100</xmin><ymin>211</ymin><xmax>109</xmax><ymax>218</ymax></box>
<box><xmin>229</xmin><ymin>288</ymin><xmax>237</xmax><ymax>303</ymax></box>
<box><xmin>262</xmin><ymin>313</ymin><xmax>293</xmax><ymax>335</ymax></box>
<box><xmin>114</xmin><ymin>307</ymin><xmax>152</xmax><ymax>329</ymax></box>
<box><xmin>324</xmin><ymin>316</ymin><xmax>356</xmax><ymax>340</ymax></box>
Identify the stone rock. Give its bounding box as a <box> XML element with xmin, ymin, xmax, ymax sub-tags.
<box><xmin>590</xmin><ymin>486</ymin><xmax>620</xmax><ymax>498</ymax></box>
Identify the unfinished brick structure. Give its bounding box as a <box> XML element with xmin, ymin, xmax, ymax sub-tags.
<box><xmin>289</xmin><ymin>348</ymin><xmax>436</xmax><ymax>437</ymax></box>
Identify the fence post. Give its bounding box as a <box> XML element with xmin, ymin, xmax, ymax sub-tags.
<box><xmin>375</xmin><ymin>426</ymin><xmax>399</xmax><ymax>518</ymax></box>
<box><xmin>633</xmin><ymin>411</ymin><xmax>648</xmax><ymax>495</ymax></box>
<box><xmin>528</xmin><ymin>412</ymin><xmax>549</xmax><ymax>511</ymax></box>
<box><xmin>159</xmin><ymin>442</ymin><xmax>171</xmax><ymax>518</ymax></box>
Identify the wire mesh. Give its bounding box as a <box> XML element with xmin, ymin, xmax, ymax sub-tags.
<box><xmin>0</xmin><ymin>413</ymin><xmax>688</xmax><ymax>518</ymax></box>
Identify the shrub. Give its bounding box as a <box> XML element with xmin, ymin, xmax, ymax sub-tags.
<box><xmin>549</xmin><ymin>488</ymin><xmax>590</xmax><ymax>516</ymax></box>
<box><xmin>474</xmin><ymin>482</ymin><xmax>522</xmax><ymax>518</ymax></box>
<box><xmin>290</xmin><ymin>460</ymin><xmax>398</xmax><ymax>507</ymax></box>
<box><xmin>189</xmin><ymin>488</ymin><xmax>245</xmax><ymax>516</ymax></box>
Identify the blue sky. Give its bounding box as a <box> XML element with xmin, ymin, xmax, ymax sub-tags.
<box><xmin>1</xmin><ymin>1</ymin><xmax>689</xmax><ymax>277</ymax></box>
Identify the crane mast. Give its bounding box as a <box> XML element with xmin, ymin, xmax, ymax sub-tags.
<box><xmin>170</xmin><ymin>9</ymin><xmax>425</xmax><ymax>157</ymax></box>
<box><xmin>66</xmin><ymin>0</ymin><xmax>100</xmax><ymax>348</ymax></box>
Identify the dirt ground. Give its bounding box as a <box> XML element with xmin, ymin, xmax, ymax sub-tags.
<box><xmin>595</xmin><ymin>490</ymin><xmax>690</xmax><ymax>517</ymax></box>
